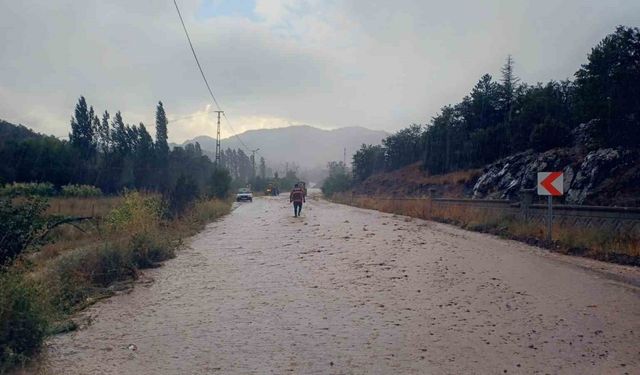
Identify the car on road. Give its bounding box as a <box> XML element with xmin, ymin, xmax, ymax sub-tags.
<box><xmin>236</xmin><ymin>188</ymin><xmax>253</xmax><ymax>202</ymax></box>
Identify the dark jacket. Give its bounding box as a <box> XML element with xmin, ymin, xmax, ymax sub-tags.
<box><xmin>290</xmin><ymin>187</ymin><xmax>305</xmax><ymax>203</ymax></box>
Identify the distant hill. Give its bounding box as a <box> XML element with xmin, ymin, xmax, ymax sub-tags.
<box><xmin>0</xmin><ymin>119</ymin><xmax>43</xmax><ymax>146</ymax></box>
<box><xmin>181</xmin><ymin>125</ymin><xmax>388</xmax><ymax>169</ymax></box>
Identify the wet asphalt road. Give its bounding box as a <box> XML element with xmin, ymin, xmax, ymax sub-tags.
<box><xmin>38</xmin><ymin>194</ymin><xmax>640</xmax><ymax>374</ymax></box>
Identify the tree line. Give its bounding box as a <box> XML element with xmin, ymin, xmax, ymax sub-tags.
<box><xmin>220</xmin><ymin>148</ymin><xmax>266</xmax><ymax>183</ymax></box>
<box><xmin>0</xmin><ymin>98</ymin><xmax>238</xmax><ymax>203</ymax></box>
<box><xmin>353</xmin><ymin>26</ymin><xmax>640</xmax><ymax>181</ymax></box>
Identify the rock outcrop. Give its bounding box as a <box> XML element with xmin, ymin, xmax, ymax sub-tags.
<box><xmin>472</xmin><ymin>119</ymin><xmax>640</xmax><ymax>206</ymax></box>
<box><xmin>472</xmin><ymin>146</ymin><xmax>640</xmax><ymax>206</ymax></box>
<box><xmin>571</xmin><ymin>119</ymin><xmax>602</xmax><ymax>151</ymax></box>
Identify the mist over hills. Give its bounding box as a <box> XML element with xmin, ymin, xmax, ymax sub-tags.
<box><xmin>180</xmin><ymin>125</ymin><xmax>388</xmax><ymax>170</ymax></box>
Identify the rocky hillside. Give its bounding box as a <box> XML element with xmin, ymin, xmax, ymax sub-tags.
<box><xmin>473</xmin><ymin>121</ymin><xmax>640</xmax><ymax>206</ymax></box>
<box><xmin>354</xmin><ymin>121</ymin><xmax>640</xmax><ymax>207</ymax></box>
<box><xmin>473</xmin><ymin>147</ymin><xmax>640</xmax><ymax>206</ymax></box>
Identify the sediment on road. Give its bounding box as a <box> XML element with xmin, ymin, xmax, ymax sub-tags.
<box><xmin>35</xmin><ymin>195</ymin><xmax>640</xmax><ymax>374</ymax></box>
<box><xmin>327</xmin><ymin>193</ymin><xmax>640</xmax><ymax>267</ymax></box>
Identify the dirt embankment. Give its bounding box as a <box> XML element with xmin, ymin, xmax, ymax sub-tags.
<box><xmin>352</xmin><ymin>163</ymin><xmax>480</xmax><ymax>198</ymax></box>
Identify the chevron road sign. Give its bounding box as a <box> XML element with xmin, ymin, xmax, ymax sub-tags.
<box><xmin>537</xmin><ymin>171</ymin><xmax>564</xmax><ymax>242</ymax></box>
<box><xmin>537</xmin><ymin>172</ymin><xmax>563</xmax><ymax>196</ymax></box>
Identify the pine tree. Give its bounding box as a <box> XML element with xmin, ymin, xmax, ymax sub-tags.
<box><xmin>97</xmin><ymin>111</ymin><xmax>111</xmax><ymax>153</ymax></box>
<box><xmin>155</xmin><ymin>101</ymin><xmax>169</xmax><ymax>159</ymax></box>
<box><xmin>154</xmin><ymin>101</ymin><xmax>170</xmax><ymax>191</ymax></box>
<box><xmin>69</xmin><ymin>96</ymin><xmax>96</xmax><ymax>158</ymax></box>
<box><xmin>500</xmin><ymin>55</ymin><xmax>520</xmax><ymax>122</ymax></box>
<box><xmin>575</xmin><ymin>26</ymin><xmax>640</xmax><ymax>146</ymax></box>
<box><xmin>91</xmin><ymin>112</ymin><xmax>100</xmax><ymax>150</ymax></box>
<box><xmin>88</xmin><ymin>105</ymin><xmax>95</xmax><ymax>142</ymax></box>
<box><xmin>111</xmin><ymin>111</ymin><xmax>128</xmax><ymax>154</ymax></box>
<box><xmin>134</xmin><ymin>123</ymin><xmax>155</xmax><ymax>189</ymax></box>
<box><xmin>94</xmin><ymin>110</ymin><xmax>113</xmax><ymax>191</ymax></box>
<box><xmin>137</xmin><ymin>123</ymin><xmax>154</xmax><ymax>152</ymax></box>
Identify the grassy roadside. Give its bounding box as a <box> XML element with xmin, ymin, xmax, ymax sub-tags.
<box><xmin>0</xmin><ymin>193</ymin><xmax>231</xmax><ymax>373</ymax></box>
<box><xmin>329</xmin><ymin>193</ymin><xmax>640</xmax><ymax>266</ymax></box>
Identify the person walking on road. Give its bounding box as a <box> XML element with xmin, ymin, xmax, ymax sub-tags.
<box><xmin>290</xmin><ymin>183</ymin><xmax>305</xmax><ymax>217</ymax></box>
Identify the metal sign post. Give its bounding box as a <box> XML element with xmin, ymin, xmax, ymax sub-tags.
<box><xmin>547</xmin><ymin>195</ymin><xmax>553</xmax><ymax>242</ymax></box>
<box><xmin>537</xmin><ymin>172</ymin><xmax>563</xmax><ymax>243</ymax></box>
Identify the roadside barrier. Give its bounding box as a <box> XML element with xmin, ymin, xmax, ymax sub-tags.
<box><xmin>345</xmin><ymin>193</ymin><xmax>640</xmax><ymax>233</ymax></box>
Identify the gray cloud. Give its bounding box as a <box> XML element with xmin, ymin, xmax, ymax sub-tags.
<box><xmin>1</xmin><ymin>0</ymin><xmax>639</xmax><ymax>143</ymax></box>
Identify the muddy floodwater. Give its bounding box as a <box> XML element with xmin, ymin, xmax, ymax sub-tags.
<box><xmin>35</xmin><ymin>193</ymin><xmax>640</xmax><ymax>374</ymax></box>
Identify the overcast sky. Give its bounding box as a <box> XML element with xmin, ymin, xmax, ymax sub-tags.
<box><xmin>1</xmin><ymin>0</ymin><xmax>639</xmax><ymax>143</ymax></box>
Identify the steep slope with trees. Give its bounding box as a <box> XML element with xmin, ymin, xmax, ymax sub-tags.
<box><xmin>347</xmin><ymin>26</ymin><xmax>640</xmax><ymax>206</ymax></box>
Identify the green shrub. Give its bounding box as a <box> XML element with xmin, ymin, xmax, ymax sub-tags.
<box><xmin>0</xmin><ymin>182</ymin><xmax>55</xmax><ymax>197</ymax></box>
<box><xmin>50</xmin><ymin>244</ymin><xmax>136</xmax><ymax>312</ymax></box>
<box><xmin>51</xmin><ymin>249</ymin><xmax>98</xmax><ymax>312</ymax></box>
<box><xmin>106</xmin><ymin>191</ymin><xmax>163</xmax><ymax>234</ymax></box>
<box><xmin>208</xmin><ymin>168</ymin><xmax>231</xmax><ymax>199</ymax></box>
<box><xmin>169</xmin><ymin>175</ymin><xmax>200</xmax><ymax>216</ymax></box>
<box><xmin>61</xmin><ymin>184</ymin><xmax>102</xmax><ymax>198</ymax></box>
<box><xmin>322</xmin><ymin>161</ymin><xmax>352</xmax><ymax>197</ymax></box>
<box><xmin>0</xmin><ymin>272</ymin><xmax>49</xmax><ymax>372</ymax></box>
<box><xmin>49</xmin><ymin>234</ymin><xmax>174</xmax><ymax>312</ymax></box>
<box><xmin>129</xmin><ymin>232</ymin><xmax>175</xmax><ymax>269</ymax></box>
<box><xmin>0</xmin><ymin>197</ymin><xmax>49</xmax><ymax>266</ymax></box>
<box><xmin>88</xmin><ymin>245</ymin><xmax>135</xmax><ymax>287</ymax></box>
<box><xmin>190</xmin><ymin>199</ymin><xmax>231</xmax><ymax>225</ymax></box>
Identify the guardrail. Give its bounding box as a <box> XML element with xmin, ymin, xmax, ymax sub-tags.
<box><xmin>347</xmin><ymin>193</ymin><xmax>640</xmax><ymax>233</ymax></box>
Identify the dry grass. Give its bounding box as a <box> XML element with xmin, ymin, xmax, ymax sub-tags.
<box><xmin>46</xmin><ymin>196</ymin><xmax>122</xmax><ymax>218</ymax></box>
<box><xmin>37</xmin><ymin>195</ymin><xmax>232</xmax><ymax>262</ymax></box>
<box><xmin>420</xmin><ymin>169</ymin><xmax>482</xmax><ymax>185</ymax></box>
<box><xmin>35</xmin><ymin>197</ymin><xmax>121</xmax><ymax>262</ymax></box>
<box><xmin>2</xmin><ymin>193</ymin><xmax>232</xmax><ymax>372</ymax></box>
<box><xmin>168</xmin><ymin>198</ymin><xmax>233</xmax><ymax>238</ymax></box>
<box><xmin>331</xmin><ymin>193</ymin><xmax>640</xmax><ymax>263</ymax></box>
<box><xmin>34</xmin><ymin>194</ymin><xmax>232</xmax><ymax>310</ymax></box>
<box><xmin>35</xmin><ymin>196</ymin><xmax>124</xmax><ymax>262</ymax></box>
<box><xmin>187</xmin><ymin>198</ymin><xmax>232</xmax><ymax>226</ymax></box>
<box><xmin>356</xmin><ymin>163</ymin><xmax>481</xmax><ymax>197</ymax></box>
<box><xmin>38</xmin><ymin>194</ymin><xmax>231</xmax><ymax>259</ymax></box>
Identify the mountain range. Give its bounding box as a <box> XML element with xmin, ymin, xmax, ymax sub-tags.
<box><xmin>179</xmin><ymin>125</ymin><xmax>388</xmax><ymax>169</ymax></box>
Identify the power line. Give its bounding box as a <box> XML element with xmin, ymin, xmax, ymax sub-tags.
<box><xmin>172</xmin><ymin>0</ymin><xmax>258</xmax><ymax>157</ymax></box>
<box><xmin>222</xmin><ymin>112</ymin><xmax>252</xmax><ymax>151</ymax></box>
<box><xmin>172</xmin><ymin>0</ymin><xmax>222</xmax><ymax>111</ymax></box>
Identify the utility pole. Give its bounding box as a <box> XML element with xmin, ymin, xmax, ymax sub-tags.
<box><xmin>214</xmin><ymin>111</ymin><xmax>224</xmax><ymax>165</ymax></box>
<box><xmin>251</xmin><ymin>148</ymin><xmax>260</xmax><ymax>178</ymax></box>
<box><xmin>343</xmin><ymin>147</ymin><xmax>347</xmax><ymax>166</ymax></box>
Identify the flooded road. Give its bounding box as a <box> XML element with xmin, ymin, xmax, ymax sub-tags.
<box><xmin>39</xmin><ymin>194</ymin><xmax>640</xmax><ymax>374</ymax></box>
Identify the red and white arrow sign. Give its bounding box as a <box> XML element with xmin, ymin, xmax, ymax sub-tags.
<box><xmin>537</xmin><ymin>172</ymin><xmax>563</xmax><ymax>196</ymax></box>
